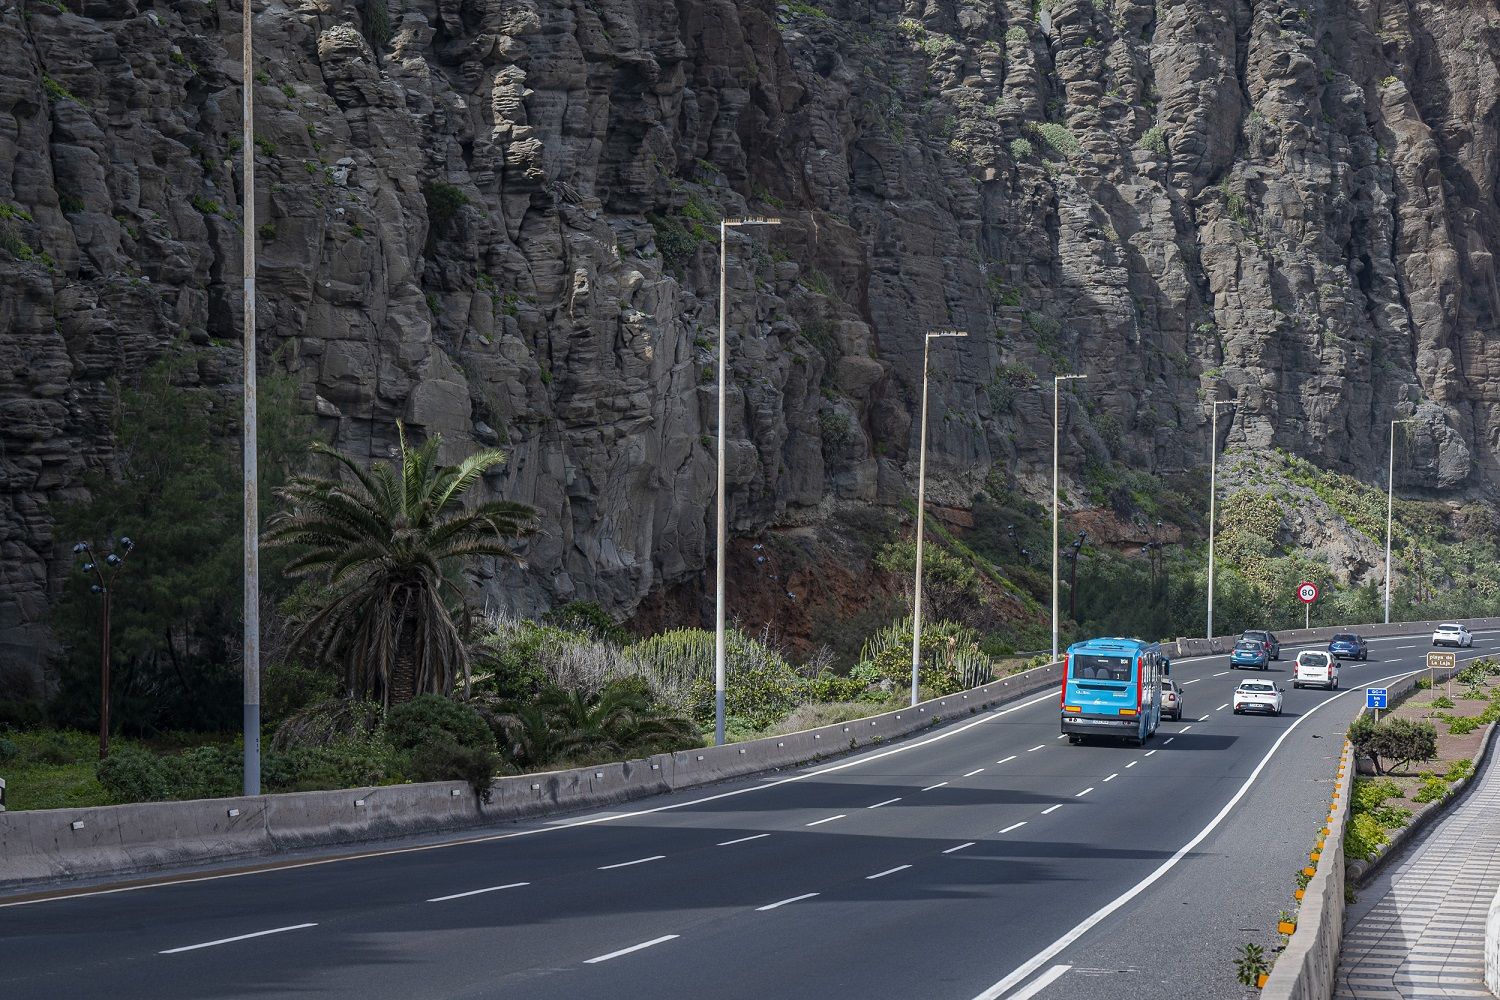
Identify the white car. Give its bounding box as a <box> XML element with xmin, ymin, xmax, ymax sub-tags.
<box><xmin>1432</xmin><ymin>623</ymin><xmax>1473</xmax><ymax>647</ymax></box>
<box><xmin>1233</xmin><ymin>679</ymin><xmax>1284</xmax><ymax>716</ymax></box>
<box><xmin>1293</xmin><ymin>650</ymin><xmax>1339</xmax><ymax>690</ymax></box>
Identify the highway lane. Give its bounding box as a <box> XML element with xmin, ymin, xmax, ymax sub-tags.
<box><xmin>0</xmin><ymin>630</ymin><xmax>1485</xmax><ymax>1000</ymax></box>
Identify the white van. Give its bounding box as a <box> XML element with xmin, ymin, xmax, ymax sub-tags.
<box><xmin>1293</xmin><ymin>650</ymin><xmax>1339</xmax><ymax>690</ymax></box>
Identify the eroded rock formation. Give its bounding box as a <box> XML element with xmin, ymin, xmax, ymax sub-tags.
<box><xmin>2</xmin><ymin>0</ymin><xmax>1498</xmax><ymax>692</ymax></box>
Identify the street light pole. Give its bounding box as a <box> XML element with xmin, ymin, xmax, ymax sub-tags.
<box><xmin>73</xmin><ymin>538</ymin><xmax>134</xmax><ymax>759</ymax></box>
<box><xmin>1206</xmin><ymin>399</ymin><xmax>1233</xmax><ymax>640</ymax></box>
<box><xmin>1052</xmin><ymin>373</ymin><xmax>1087</xmax><ymax>663</ymax></box>
<box><xmin>1385</xmin><ymin>418</ymin><xmax>1416</xmax><ymax>624</ymax></box>
<box><xmin>714</xmin><ymin>216</ymin><xmax>780</xmax><ymax>746</ymax></box>
<box><xmin>910</xmin><ymin>329</ymin><xmax>967</xmax><ymax>707</ymax></box>
<box><xmin>242</xmin><ymin>0</ymin><xmax>261</xmax><ymax>796</ymax></box>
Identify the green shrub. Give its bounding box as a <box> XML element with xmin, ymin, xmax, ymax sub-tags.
<box><xmin>0</xmin><ymin>737</ymin><xmax>15</xmax><ymax>763</ymax></box>
<box><xmin>95</xmin><ymin>747</ymin><xmax>171</xmax><ymax>803</ymax></box>
<box><xmin>261</xmin><ymin>737</ymin><xmax>399</xmax><ymax>792</ymax></box>
<box><xmin>385</xmin><ymin>695</ymin><xmax>494</xmax><ymax>754</ymax></box>
<box><xmin>1444</xmin><ymin>714</ymin><xmax>1480</xmax><ymax>736</ymax></box>
<box><xmin>1348</xmin><ymin>715</ymin><xmax>1437</xmax><ymax>774</ymax></box>
<box><xmin>271</xmin><ymin>698</ymin><xmax>383</xmax><ymax>751</ymax></box>
<box><xmin>1412</xmin><ymin>774</ymin><xmax>1449</xmax><ymax>804</ymax></box>
<box><xmin>1431</xmin><ymin>695</ymin><xmax>1455</xmax><ymax>709</ymax></box>
<box><xmin>408</xmin><ymin>740</ymin><xmax>501</xmax><ymax>802</ymax></box>
<box><xmin>1444</xmin><ymin>759</ymin><xmax>1474</xmax><ymax>782</ymax></box>
<box><xmin>1351</xmin><ymin>777</ymin><xmax>1401</xmax><ymax>812</ymax></box>
<box><xmin>1344</xmin><ymin>812</ymin><xmax>1388</xmax><ymax>861</ymax></box>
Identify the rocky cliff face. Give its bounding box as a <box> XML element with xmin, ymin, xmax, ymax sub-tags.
<box><xmin>3</xmin><ymin>0</ymin><xmax>1498</xmax><ymax>692</ymax></box>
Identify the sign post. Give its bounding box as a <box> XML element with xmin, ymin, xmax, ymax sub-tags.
<box><xmin>1366</xmin><ymin>687</ymin><xmax>1388</xmax><ymax>723</ymax></box>
<box><xmin>1427</xmin><ymin>650</ymin><xmax>1456</xmax><ymax>701</ymax></box>
<box><xmin>1297</xmin><ymin>581</ymin><xmax>1319</xmax><ymax>630</ymax></box>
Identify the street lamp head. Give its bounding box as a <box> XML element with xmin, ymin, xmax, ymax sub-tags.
<box><xmin>73</xmin><ymin>542</ymin><xmax>88</xmax><ymax>554</ymax></box>
<box><xmin>724</xmin><ymin>216</ymin><xmax>782</xmax><ymax>228</ymax></box>
<box><xmin>106</xmin><ymin>553</ymin><xmax>121</xmax><ymax>566</ymax></box>
<box><xmin>90</xmin><ymin>584</ymin><xmax>103</xmax><ymax>594</ymax></box>
<box><xmin>121</xmin><ymin>536</ymin><xmax>133</xmax><ymax>549</ymax></box>
<box><xmin>82</xmin><ymin>563</ymin><xmax>95</xmax><ymax>573</ymax></box>
<box><xmin>1055</xmin><ymin>373</ymin><xmax>1088</xmax><ymax>383</ymax></box>
<box><xmin>926</xmin><ymin>329</ymin><xmax>968</xmax><ymax>340</ymax></box>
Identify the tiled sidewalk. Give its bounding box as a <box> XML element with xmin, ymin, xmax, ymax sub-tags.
<box><xmin>1334</xmin><ymin>746</ymin><xmax>1500</xmax><ymax>999</ymax></box>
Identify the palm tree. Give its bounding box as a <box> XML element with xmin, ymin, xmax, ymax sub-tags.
<box><xmin>264</xmin><ymin>423</ymin><xmax>536</xmax><ymax>706</ymax></box>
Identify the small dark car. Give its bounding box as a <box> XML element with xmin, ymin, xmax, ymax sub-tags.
<box><xmin>1240</xmin><ymin>629</ymin><xmax>1281</xmax><ymax>660</ymax></box>
<box><xmin>1328</xmin><ymin>633</ymin><xmax>1368</xmax><ymax>661</ymax></box>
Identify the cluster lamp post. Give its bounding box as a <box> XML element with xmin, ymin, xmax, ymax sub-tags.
<box><xmin>73</xmin><ymin>538</ymin><xmax>134</xmax><ymax>759</ymax></box>
<box><xmin>910</xmin><ymin>329</ymin><xmax>967</xmax><ymax>707</ymax></box>
<box><xmin>1205</xmin><ymin>399</ymin><xmax>1234</xmax><ymax>640</ymax></box>
<box><xmin>1384</xmin><ymin>418</ymin><xmax>1417</xmax><ymax>624</ymax></box>
<box><xmin>713</xmin><ymin>216</ymin><xmax>780</xmax><ymax>746</ymax></box>
<box><xmin>1052</xmin><ymin>374</ymin><xmax>1087</xmax><ymax>664</ymax></box>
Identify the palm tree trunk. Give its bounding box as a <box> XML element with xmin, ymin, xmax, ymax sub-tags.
<box><xmin>389</xmin><ymin>599</ymin><xmax>417</xmax><ymax>705</ymax></box>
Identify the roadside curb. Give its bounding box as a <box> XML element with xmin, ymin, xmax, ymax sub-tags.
<box><xmin>1346</xmin><ymin>717</ymin><xmax>1500</xmax><ymax>887</ymax></box>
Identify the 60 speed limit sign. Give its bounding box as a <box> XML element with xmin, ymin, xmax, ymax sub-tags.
<box><xmin>1297</xmin><ymin>581</ymin><xmax>1319</xmax><ymax>604</ymax></box>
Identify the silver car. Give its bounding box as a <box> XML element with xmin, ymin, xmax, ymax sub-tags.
<box><xmin>1161</xmin><ymin>679</ymin><xmax>1184</xmax><ymax>721</ymax></box>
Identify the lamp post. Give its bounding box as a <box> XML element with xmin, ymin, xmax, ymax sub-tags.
<box><xmin>910</xmin><ymin>329</ymin><xmax>968</xmax><ymax>707</ymax></box>
<box><xmin>1205</xmin><ymin>399</ymin><xmax>1234</xmax><ymax>640</ymax></box>
<box><xmin>1384</xmin><ymin>418</ymin><xmax>1416</xmax><ymax>624</ymax></box>
<box><xmin>1052</xmin><ymin>373</ymin><xmax>1087</xmax><ymax>663</ymax></box>
<box><xmin>73</xmin><ymin>538</ymin><xmax>135</xmax><ymax>759</ymax></box>
<box><xmin>713</xmin><ymin>216</ymin><xmax>780</xmax><ymax>746</ymax></box>
<box><xmin>1067</xmin><ymin>530</ymin><xmax>1087</xmax><ymax>619</ymax></box>
<box><xmin>241</xmin><ymin>0</ymin><xmax>261</xmax><ymax>796</ymax></box>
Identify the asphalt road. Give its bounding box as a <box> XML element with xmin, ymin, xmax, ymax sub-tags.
<box><xmin>0</xmin><ymin>629</ymin><xmax>1490</xmax><ymax>1000</ymax></box>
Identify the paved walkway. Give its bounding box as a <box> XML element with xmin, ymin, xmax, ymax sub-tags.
<box><xmin>1335</xmin><ymin>745</ymin><xmax>1500</xmax><ymax>999</ymax></box>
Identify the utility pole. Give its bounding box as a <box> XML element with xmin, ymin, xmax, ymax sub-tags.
<box><xmin>242</xmin><ymin>0</ymin><xmax>261</xmax><ymax>795</ymax></box>
<box><xmin>1384</xmin><ymin>418</ymin><xmax>1415</xmax><ymax>625</ymax></box>
<box><xmin>1052</xmin><ymin>374</ymin><xmax>1087</xmax><ymax>663</ymax></box>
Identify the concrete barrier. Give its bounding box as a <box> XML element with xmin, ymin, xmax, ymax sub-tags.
<box><xmin>1</xmin><ymin>618</ymin><xmax>1492</xmax><ymax>892</ymax></box>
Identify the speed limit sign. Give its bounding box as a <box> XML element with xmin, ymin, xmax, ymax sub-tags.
<box><xmin>1297</xmin><ymin>581</ymin><xmax>1319</xmax><ymax>604</ymax></box>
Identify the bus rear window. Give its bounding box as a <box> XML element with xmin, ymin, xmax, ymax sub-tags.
<box><xmin>1071</xmin><ymin>654</ymin><xmax>1134</xmax><ymax>682</ymax></box>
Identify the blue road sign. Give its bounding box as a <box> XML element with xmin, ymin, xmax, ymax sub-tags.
<box><xmin>1366</xmin><ymin>688</ymin><xmax>1388</xmax><ymax>710</ymax></box>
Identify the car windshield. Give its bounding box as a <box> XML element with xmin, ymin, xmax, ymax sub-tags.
<box><xmin>1243</xmin><ymin>632</ymin><xmax>1269</xmax><ymax>640</ymax></box>
<box><xmin>1439</xmin><ymin>624</ymin><xmax>1462</xmax><ymax>631</ymax></box>
<box><xmin>1235</xmin><ymin>641</ymin><xmax>1262</xmax><ymax>653</ymax></box>
<box><xmin>1332</xmin><ymin>634</ymin><xmax>1356</xmax><ymax>642</ymax></box>
<box><xmin>1297</xmin><ymin>652</ymin><xmax>1326</xmax><ymax>665</ymax></box>
<box><xmin>1240</xmin><ymin>683</ymin><xmax>1274</xmax><ymax>693</ymax></box>
<box><xmin>1161</xmin><ymin>681</ymin><xmax>1175</xmax><ymax>691</ymax></box>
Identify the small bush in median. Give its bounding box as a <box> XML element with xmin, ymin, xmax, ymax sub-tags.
<box><xmin>385</xmin><ymin>695</ymin><xmax>494</xmax><ymax>755</ymax></box>
<box><xmin>1348</xmin><ymin>716</ymin><xmax>1437</xmax><ymax>775</ymax></box>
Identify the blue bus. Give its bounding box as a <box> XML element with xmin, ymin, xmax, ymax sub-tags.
<box><xmin>1060</xmin><ymin>637</ymin><xmax>1170</xmax><ymax>745</ymax></box>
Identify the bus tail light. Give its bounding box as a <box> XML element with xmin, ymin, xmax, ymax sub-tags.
<box><xmin>1119</xmin><ymin>708</ymin><xmax>1138</xmax><ymax>716</ymax></box>
<box><xmin>1064</xmin><ymin>705</ymin><xmax>1081</xmax><ymax>713</ymax></box>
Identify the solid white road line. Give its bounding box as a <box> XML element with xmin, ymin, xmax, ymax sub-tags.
<box><xmin>997</xmin><ymin>755</ymin><xmax>1017</xmax><ymax>765</ymax></box>
<box><xmin>868</xmin><ymin>798</ymin><xmax>903</xmax><ymax>809</ymax></box>
<box><xmin>999</xmin><ymin>822</ymin><xmax>1027</xmax><ymax>833</ymax></box>
<box><xmin>943</xmin><ymin>842</ymin><xmax>976</xmax><ymax>854</ymax></box>
<box><xmin>1102</xmin><ymin>774</ymin><xmax>1118</xmax><ymax>783</ymax></box>
<box><xmin>160</xmin><ymin>923</ymin><xmax>317</xmax><ymax>955</ymax></box>
<box><xmin>968</xmin><ymin>664</ymin><xmax>1426</xmax><ymax>1000</ymax></box>
<box><xmin>964</xmin><ymin>768</ymin><xmax>986</xmax><ymax>777</ymax></box>
<box><xmin>922</xmin><ymin>782</ymin><xmax>950</xmax><ymax>792</ymax></box>
<box><xmin>1041</xmin><ymin>805</ymin><xmax>1062</xmax><ymax>815</ymax></box>
<box><xmin>427</xmin><ymin>882</ymin><xmax>529</xmax><ymax>902</ymax></box>
<box><xmin>866</xmin><ymin>865</ymin><xmax>912</xmax><ymax>880</ymax></box>
<box><xmin>757</xmin><ymin>893</ymin><xmax>818</xmax><ymax>911</ymax></box>
<box><xmin>1145</xmin><ymin>750</ymin><xmax>1158</xmax><ymax>757</ymax></box>
<box><xmin>584</xmin><ymin>934</ymin><xmax>679</xmax><ymax>963</ymax></box>
<box><xmin>806</xmin><ymin>814</ymin><xmax>846</xmax><ymax>827</ymax></box>
<box><xmin>1216</xmin><ymin>703</ymin><xmax>1229</xmax><ymax>711</ymax></box>
<box><xmin>598</xmin><ymin>855</ymin><xmax>665</xmax><ymax>870</ymax></box>
<box><xmin>983</xmin><ymin>963</ymin><xmax>1072</xmax><ymax>1000</ymax></box>
<box><xmin>1027</xmin><ymin>744</ymin><xmax>1045</xmax><ymax>752</ymax></box>
<box><xmin>717</xmin><ymin>834</ymin><xmax>770</xmax><ymax>847</ymax></box>
<box><xmin>1182</xmin><ymin>678</ymin><xmax>1202</xmax><ymax>685</ymax></box>
<box><xmin>1074</xmin><ymin>787</ymin><xmax>1093</xmax><ymax>797</ymax></box>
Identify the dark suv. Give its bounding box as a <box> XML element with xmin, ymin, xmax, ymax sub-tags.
<box><xmin>1240</xmin><ymin>630</ymin><xmax>1281</xmax><ymax>660</ymax></box>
